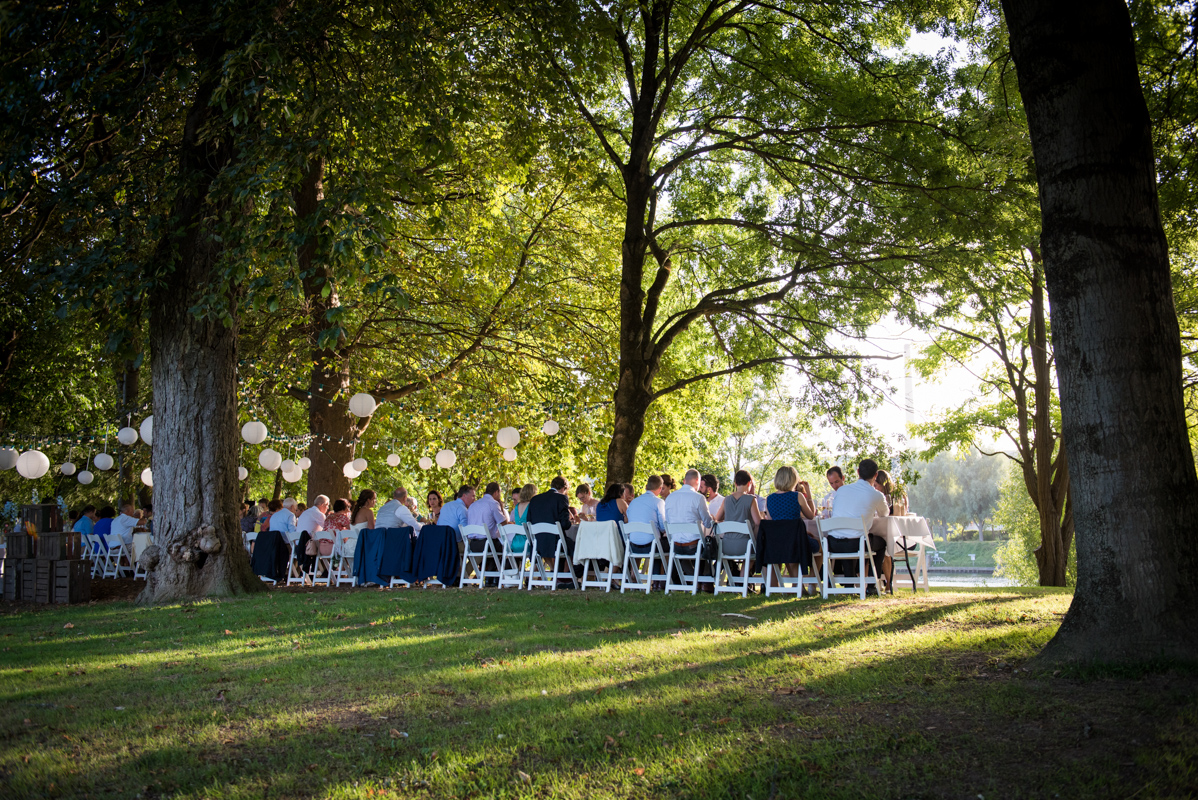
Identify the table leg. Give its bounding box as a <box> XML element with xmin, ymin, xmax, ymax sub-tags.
<box><xmin>902</xmin><ymin>534</ymin><xmax>917</xmax><ymax>594</ymax></box>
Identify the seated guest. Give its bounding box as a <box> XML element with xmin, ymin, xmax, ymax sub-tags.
<box><xmin>626</xmin><ymin>475</ymin><xmax>667</xmax><ymax>546</ymax></box>
<box><xmin>141</xmin><ymin>504</ymin><xmax>154</xmax><ymax>534</ymax></box>
<box><xmin>424</xmin><ymin>491</ymin><xmax>444</xmax><ymax>524</ymax></box>
<box><xmin>663</xmin><ymin>469</ymin><xmax>712</xmax><ymax>535</ymax></box>
<box><xmin>702</xmin><ymin>474</ymin><xmax>724</xmax><ymax>518</ymax></box>
<box><xmin>404</xmin><ymin>495</ymin><xmax>419</xmax><ymax>518</ymax></box>
<box><xmin>296</xmin><ymin>502</ymin><xmax>307</xmax><ymax>515</ymax></box>
<box><xmin>466</xmin><ymin>481</ymin><xmax>508</xmax><ymax>548</ymax></box>
<box><xmin>66</xmin><ymin>509</ymin><xmax>81</xmax><ymax>532</ymax></box>
<box><xmin>622</xmin><ymin>483</ymin><xmax>635</xmax><ymax>509</ymax></box>
<box><xmin>351</xmin><ymin>490</ymin><xmax>376</xmax><ymax>528</ymax></box>
<box><xmin>239</xmin><ymin>502</ymin><xmax>257</xmax><ymax>533</ymax></box>
<box><xmin>93</xmin><ymin>506</ymin><xmax>116</xmax><ymax>545</ymax></box>
<box><xmin>376</xmin><ymin>487</ymin><xmax>423</xmax><ymax>533</ymax></box>
<box><xmin>111</xmin><ymin>503</ymin><xmax>142</xmax><ymax>546</ymax></box>
<box><xmin>575</xmin><ymin>483</ymin><xmax>599</xmax><ymax>519</ymax></box>
<box><xmin>594</xmin><ymin>483</ymin><xmax>627</xmax><ymax>523</ymax></box>
<box><xmin>73</xmin><ymin>505</ymin><xmax>98</xmax><ymax>537</ymax></box>
<box><xmin>828</xmin><ymin>458</ymin><xmax>890</xmax><ymax>594</ymax></box>
<box><xmin>323</xmin><ymin>499</ymin><xmax>351</xmax><ymax>532</ymax></box>
<box><xmin>271</xmin><ymin>498</ymin><xmax>300</xmax><ymax>536</ymax></box>
<box><xmin>508</xmin><ymin>487</ymin><xmax>521</xmax><ymax>518</ymax></box>
<box><xmin>438</xmin><ymin>485</ymin><xmax>475</xmax><ymax>539</ymax></box>
<box><xmin>262</xmin><ymin>499</ymin><xmax>283</xmax><ymax>531</ymax></box>
<box><xmin>765</xmin><ymin>466</ymin><xmax>820</xmax><ymax>577</ymax></box>
<box><xmin>873</xmin><ymin>469</ymin><xmax>895</xmax><ymax>512</ymax></box>
<box><xmin>297</xmin><ymin>495</ymin><xmax>329</xmax><ymax>539</ymax></box>
<box><xmin>511</xmin><ymin>484</ymin><xmax>535</xmax><ymax>525</ymax></box>
<box><xmin>527</xmin><ymin>476</ymin><xmax>576</xmax><ymax>568</ymax></box>
<box><xmin>659</xmin><ymin>473</ymin><xmax>677</xmax><ymax>500</ymax></box>
<box><xmin>256</xmin><ymin>498</ymin><xmax>270</xmax><ymax>518</ymax></box>
<box><xmin>821</xmin><ymin>465</ymin><xmax>846</xmax><ymax>515</ymax></box>
<box><xmin>713</xmin><ymin>470</ymin><xmax>763</xmax><ymax>530</ymax></box>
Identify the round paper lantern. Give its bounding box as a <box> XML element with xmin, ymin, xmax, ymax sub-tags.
<box><xmin>77</xmin><ymin>470</ymin><xmax>94</xmax><ymax>485</ymax></box>
<box><xmin>297</xmin><ymin>457</ymin><xmax>311</xmax><ymax>470</ymax></box>
<box><xmin>94</xmin><ymin>452</ymin><xmax>114</xmax><ymax>471</ymax></box>
<box><xmin>502</xmin><ymin>448</ymin><xmax>517</xmax><ymax>462</ymax></box>
<box><xmin>258</xmin><ymin>448</ymin><xmax>282</xmax><ymax>471</ymax></box>
<box><xmin>117</xmin><ymin>427</ymin><xmax>139</xmax><ymax>446</ymax></box>
<box><xmin>0</xmin><ymin>447</ymin><xmax>17</xmax><ymax>470</ymax></box>
<box><xmin>282</xmin><ymin>466</ymin><xmax>303</xmax><ymax>483</ymax></box>
<box><xmin>542</xmin><ymin>419</ymin><xmax>560</xmax><ymax>436</ymax></box>
<box><xmin>435</xmin><ymin>449</ymin><xmax>456</xmax><ymax>469</ymax></box>
<box><xmin>241</xmin><ymin>420</ymin><xmax>268</xmax><ymax>445</ymax></box>
<box><xmin>140</xmin><ymin>468</ymin><xmax>153</xmax><ymax>487</ymax></box>
<box><xmin>139</xmin><ymin>416</ymin><xmax>153</xmax><ymax>447</ymax></box>
<box><xmin>418</xmin><ymin>456</ymin><xmax>433</xmax><ymax>470</ymax></box>
<box><xmin>343</xmin><ymin>462</ymin><xmax>361</xmax><ymax>479</ymax></box>
<box><xmin>496</xmin><ymin>426</ymin><xmax>520</xmax><ymax>449</ymax></box>
<box><xmin>352</xmin><ymin>457</ymin><xmax>367</xmax><ymax>472</ymax></box>
<box><xmin>238</xmin><ymin>466</ymin><xmax>249</xmax><ymax>481</ymax></box>
<box><xmin>386</xmin><ymin>453</ymin><xmax>400</xmax><ymax>467</ymax></box>
<box><xmin>16</xmin><ymin>450</ymin><xmax>50</xmax><ymax>479</ymax></box>
<box><xmin>348</xmin><ymin>392</ymin><xmax>377</xmax><ymax>418</ymax></box>
<box><xmin>280</xmin><ymin>459</ymin><xmax>297</xmax><ymax>474</ymax></box>
<box><xmin>60</xmin><ymin>462</ymin><xmax>77</xmax><ymax>476</ymax></box>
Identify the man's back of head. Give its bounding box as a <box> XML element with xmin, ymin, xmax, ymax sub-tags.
<box><xmin>456</xmin><ymin>485</ymin><xmax>474</xmax><ymax>500</ymax></box>
<box><xmin>683</xmin><ymin>468</ymin><xmax>700</xmax><ymax>485</ymax></box>
<box><xmin>393</xmin><ymin>487</ymin><xmax>408</xmax><ymax>502</ymax></box>
<box><xmin>550</xmin><ymin>476</ymin><xmax>567</xmax><ymax>492</ymax></box>
<box><xmin>857</xmin><ymin>459</ymin><xmax>879</xmax><ymax>481</ymax></box>
<box><xmin>484</xmin><ymin>481</ymin><xmax>501</xmax><ymax>497</ymax></box>
<box><xmin>313</xmin><ymin>494</ymin><xmax>330</xmax><ymax>508</ymax></box>
<box><xmin>645</xmin><ymin>474</ymin><xmax>663</xmax><ymax>493</ymax></box>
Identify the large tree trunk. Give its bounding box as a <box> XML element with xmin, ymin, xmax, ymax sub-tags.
<box><xmin>139</xmin><ymin>70</ymin><xmax>263</xmax><ymax>603</ymax></box>
<box><xmin>1004</xmin><ymin>0</ymin><xmax>1198</xmax><ymax>662</ymax></box>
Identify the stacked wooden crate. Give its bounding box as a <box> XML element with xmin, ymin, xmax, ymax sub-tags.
<box><xmin>3</xmin><ymin>529</ymin><xmax>90</xmax><ymax>604</ymax></box>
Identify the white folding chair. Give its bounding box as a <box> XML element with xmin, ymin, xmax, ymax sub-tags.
<box><xmin>575</xmin><ymin>520</ymin><xmax>622</xmax><ymax>592</ymax></box>
<box><xmin>336</xmin><ymin>530</ymin><xmax>360</xmax><ymax>587</ymax></box>
<box><xmin>459</xmin><ymin>525</ymin><xmax>502</xmax><ymax>589</ymax></box>
<box><xmin>83</xmin><ymin>534</ymin><xmax>103</xmax><ymax>577</ymax></box>
<box><xmin>525</xmin><ymin>522</ymin><xmax>577</xmax><ymax>590</ymax></box>
<box><xmin>131</xmin><ymin>533</ymin><xmax>153</xmax><ymax>580</ymax></box>
<box><xmin>243</xmin><ymin>529</ymin><xmax>258</xmax><ymax>555</ymax></box>
<box><xmin>286</xmin><ymin>530</ymin><xmax>307</xmax><ymax>586</ymax></box>
<box><xmin>102</xmin><ymin>533</ymin><xmax>132</xmax><ymax>578</ymax></box>
<box><xmin>619</xmin><ymin>522</ymin><xmax>668</xmax><ymax>593</ymax></box>
<box><xmin>713</xmin><ymin>521</ymin><xmax>764</xmax><ymax>597</ymax></box>
<box><xmin>817</xmin><ymin>516</ymin><xmax>877</xmax><ymax>599</ymax></box>
<box><xmin>664</xmin><ymin>523</ymin><xmax>710</xmax><ymax>594</ymax></box>
<box><xmin>312</xmin><ymin>535</ymin><xmax>337</xmax><ymax>587</ymax></box>
<box><xmin>498</xmin><ymin>524</ymin><xmax>530</xmax><ymax>589</ymax></box>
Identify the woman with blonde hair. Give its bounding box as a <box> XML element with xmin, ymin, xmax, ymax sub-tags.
<box><xmin>764</xmin><ymin>465</ymin><xmax>820</xmax><ymax>582</ymax></box>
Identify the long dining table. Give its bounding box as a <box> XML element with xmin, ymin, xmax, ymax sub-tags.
<box><xmin>805</xmin><ymin>515</ymin><xmax>937</xmax><ymax>593</ymax></box>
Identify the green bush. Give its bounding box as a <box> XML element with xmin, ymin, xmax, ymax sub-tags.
<box><xmin>993</xmin><ymin>464</ymin><xmax>1076</xmax><ymax>586</ymax></box>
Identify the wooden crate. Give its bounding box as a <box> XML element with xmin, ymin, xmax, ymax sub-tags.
<box><xmin>7</xmin><ymin>533</ymin><xmax>31</xmax><ymax>559</ymax></box>
<box><xmin>20</xmin><ymin>559</ymin><xmax>37</xmax><ymax>602</ymax></box>
<box><xmin>21</xmin><ymin>504</ymin><xmax>62</xmax><ymax>535</ymax></box>
<box><xmin>33</xmin><ymin>560</ymin><xmax>51</xmax><ymax>604</ymax></box>
<box><xmin>36</xmin><ymin>532</ymin><xmax>82</xmax><ymax>561</ymax></box>
<box><xmin>3</xmin><ymin>558</ymin><xmax>21</xmax><ymax>602</ymax></box>
<box><xmin>52</xmin><ymin>559</ymin><xmax>90</xmax><ymax>604</ymax></box>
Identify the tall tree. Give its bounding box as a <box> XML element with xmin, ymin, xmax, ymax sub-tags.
<box><xmin>1002</xmin><ymin>0</ymin><xmax>1198</xmax><ymax>661</ymax></box>
<box><xmin>526</xmin><ymin>0</ymin><xmax>981</xmax><ymax>484</ymax></box>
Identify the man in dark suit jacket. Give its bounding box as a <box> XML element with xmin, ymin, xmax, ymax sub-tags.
<box><xmin>526</xmin><ymin>475</ymin><xmax>577</xmax><ymax>571</ymax></box>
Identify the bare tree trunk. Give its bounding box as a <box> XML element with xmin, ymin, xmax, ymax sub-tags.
<box><xmin>140</xmin><ymin>69</ymin><xmax>262</xmax><ymax>603</ymax></box>
<box><xmin>1004</xmin><ymin>0</ymin><xmax>1198</xmax><ymax>662</ymax></box>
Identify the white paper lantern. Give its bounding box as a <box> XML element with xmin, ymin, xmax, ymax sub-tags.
<box><xmin>352</xmin><ymin>457</ymin><xmax>368</xmax><ymax>472</ymax></box>
<box><xmin>348</xmin><ymin>392</ymin><xmax>377</xmax><ymax>418</ymax></box>
<box><xmin>297</xmin><ymin>457</ymin><xmax>311</xmax><ymax>470</ymax></box>
<box><xmin>238</xmin><ymin>466</ymin><xmax>249</xmax><ymax>481</ymax></box>
<box><xmin>496</xmin><ymin>426</ymin><xmax>520</xmax><ymax>449</ymax></box>
<box><xmin>60</xmin><ymin>462</ymin><xmax>77</xmax><ymax>476</ymax></box>
<box><xmin>139</xmin><ymin>416</ymin><xmax>153</xmax><ymax>447</ymax></box>
<box><xmin>94</xmin><ymin>452</ymin><xmax>114</xmax><ymax>471</ymax></box>
<box><xmin>140</xmin><ymin>468</ymin><xmax>153</xmax><ymax>487</ymax></box>
<box><xmin>502</xmin><ymin>448</ymin><xmax>517</xmax><ymax>462</ymax></box>
<box><xmin>258</xmin><ymin>448</ymin><xmax>282</xmax><ymax>471</ymax></box>
<box><xmin>117</xmin><ymin>427</ymin><xmax>139</xmax><ymax>446</ymax></box>
<box><xmin>280</xmin><ymin>459</ymin><xmax>297</xmax><ymax>474</ymax></box>
<box><xmin>77</xmin><ymin>470</ymin><xmax>94</xmax><ymax>485</ymax></box>
<box><xmin>0</xmin><ymin>447</ymin><xmax>17</xmax><ymax>470</ymax></box>
<box><xmin>384</xmin><ymin>453</ymin><xmax>399</xmax><ymax>467</ymax></box>
<box><xmin>542</xmin><ymin>419</ymin><xmax>560</xmax><ymax>436</ymax></box>
<box><xmin>418</xmin><ymin>456</ymin><xmax>433</xmax><ymax>470</ymax></box>
<box><xmin>343</xmin><ymin>462</ymin><xmax>361</xmax><ymax>479</ymax></box>
<box><xmin>435</xmin><ymin>449</ymin><xmax>456</xmax><ymax>469</ymax></box>
<box><xmin>241</xmin><ymin>420</ymin><xmax>268</xmax><ymax>444</ymax></box>
<box><xmin>282</xmin><ymin>466</ymin><xmax>303</xmax><ymax>483</ymax></box>
<box><xmin>16</xmin><ymin>450</ymin><xmax>50</xmax><ymax>479</ymax></box>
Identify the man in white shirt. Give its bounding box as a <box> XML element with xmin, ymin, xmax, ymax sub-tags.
<box><xmin>663</xmin><ymin>469</ymin><xmax>713</xmax><ymax>544</ymax></box>
<box><xmin>821</xmin><ymin>465</ymin><xmax>846</xmax><ymax>515</ymax></box>
<box><xmin>466</xmin><ymin>482</ymin><xmax>508</xmax><ymax>546</ymax></box>
<box><xmin>625</xmin><ymin>475</ymin><xmax>667</xmax><ymax>547</ymax></box>
<box><xmin>297</xmin><ymin>495</ymin><xmax>329</xmax><ymax>539</ymax></box>
<box><xmin>828</xmin><ymin>459</ymin><xmax>890</xmax><ymax>593</ymax></box>
<box><xmin>270</xmin><ymin>498</ymin><xmax>299</xmax><ymax>537</ymax></box>
<box><xmin>701</xmin><ymin>473</ymin><xmax>724</xmax><ymax>518</ymax></box>
<box><xmin>376</xmin><ymin>487</ymin><xmax>424</xmax><ymax>534</ymax></box>
<box><xmin>111</xmin><ymin>503</ymin><xmax>142</xmax><ymax>546</ymax></box>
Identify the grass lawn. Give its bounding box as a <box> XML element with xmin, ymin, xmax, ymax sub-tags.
<box><xmin>932</xmin><ymin>541</ymin><xmax>1003</xmax><ymax>568</ymax></box>
<box><xmin>2</xmin><ymin>584</ymin><xmax>1195</xmax><ymax>799</ymax></box>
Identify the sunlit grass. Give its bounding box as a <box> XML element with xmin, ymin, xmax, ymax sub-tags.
<box><xmin>1</xmin><ymin>586</ymin><xmax>1192</xmax><ymax>799</ymax></box>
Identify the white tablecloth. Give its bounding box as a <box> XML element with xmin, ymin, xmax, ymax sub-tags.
<box><xmin>804</xmin><ymin>515</ymin><xmax>934</xmax><ymax>556</ymax></box>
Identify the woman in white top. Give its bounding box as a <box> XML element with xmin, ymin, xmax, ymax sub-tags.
<box><xmin>574</xmin><ymin>483</ymin><xmax>599</xmax><ymax>520</ymax></box>
<box><xmin>351</xmin><ymin>490</ymin><xmax>376</xmax><ymax>529</ymax></box>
